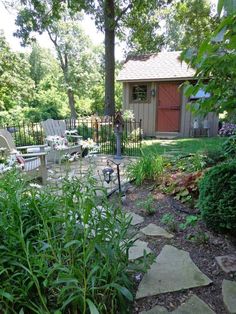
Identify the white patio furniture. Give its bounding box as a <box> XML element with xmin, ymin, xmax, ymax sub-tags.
<box><xmin>0</xmin><ymin>129</ymin><xmax>48</xmax><ymax>184</ymax></box>
<box><xmin>41</xmin><ymin>119</ymin><xmax>82</xmax><ymax>164</ymax></box>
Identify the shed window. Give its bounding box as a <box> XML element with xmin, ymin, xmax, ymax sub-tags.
<box><xmin>131</xmin><ymin>84</ymin><xmax>149</xmax><ymax>102</ymax></box>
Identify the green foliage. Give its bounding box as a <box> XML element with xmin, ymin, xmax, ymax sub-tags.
<box><xmin>127</xmin><ymin>153</ymin><xmax>164</xmax><ymax>186</ymax></box>
<box><xmin>77</xmin><ymin>123</ymin><xmax>93</xmax><ymax>139</ymax></box>
<box><xmin>136</xmin><ymin>194</ymin><xmax>157</xmax><ymax>215</ymax></box>
<box><xmin>0</xmin><ymin>171</ymin><xmax>139</xmax><ymax>313</ymax></box>
<box><xmin>224</xmin><ymin>109</ymin><xmax>236</xmax><ymax>124</ymax></box>
<box><xmin>126</xmin><ymin>6</ymin><xmax>165</xmax><ymax>54</ymax></box>
<box><xmin>160</xmin><ymin>213</ymin><xmax>177</xmax><ymax>232</ymax></box>
<box><xmin>204</xmin><ymin>147</ymin><xmax>226</xmax><ymax>166</ymax></box>
<box><xmin>163</xmin><ymin>0</ymin><xmax>217</xmax><ymax>50</ymax></box>
<box><xmin>198</xmin><ymin>160</ymin><xmax>236</xmax><ymax>232</ymax></box>
<box><xmin>222</xmin><ymin>135</ymin><xmax>236</xmax><ymax>158</ymax></box>
<box><xmin>179</xmin><ymin>215</ymin><xmax>199</xmax><ymax>230</ymax></box>
<box><xmin>182</xmin><ymin>4</ymin><xmax>236</xmax><ymax>115</ymax></box>
<box><xmin>161</xmin><ymin>171</ymin><xmax>202</xmax><ymax>206</ymax></box>
<box><xmin>186</xmin><ymin>231</ymin><xmax>209</xmax><ymax>244</ymax></box>
<box><xmin>128</xmin><ymin>128</ymin><xmax>143</xmax><ymax>142</ymax></box>
<box><xmin>172</xmin><ymin>154</ymin><xmax>207</xmax><ymax>172</ymax></box>
<box><xmin>0</xmin><ymin>31</ymin><xmax>34</xmax><ymax>111</ymax></box>
<box><xmin>29</xmin><ymin>43</ymin><xmax>61</xmax><ymax>86</ymax></box>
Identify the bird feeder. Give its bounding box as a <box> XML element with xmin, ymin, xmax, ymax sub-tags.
<box><xmin>114</xmin><ymin>111</ymin><xmax>124</xmax><ymax>159</ymax></box>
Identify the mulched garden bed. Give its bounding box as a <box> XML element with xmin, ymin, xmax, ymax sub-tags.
<box><xmin>121</xmin><ymin>182</ymin><xmax>236</xmax><ymax>314</ymax></box>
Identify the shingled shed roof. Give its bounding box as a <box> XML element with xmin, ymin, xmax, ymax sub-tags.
<box><xmin>117</xmin><ymin>51</ymin><xmax>195</xmax><ymax>82</ymax></box>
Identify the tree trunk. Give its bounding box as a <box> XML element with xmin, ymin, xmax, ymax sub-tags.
<box><xmin>67</xmin><ymin>88</ymin><xmax>77</xmax><ymax>118</ymax></box>
<box><xmin>104</xmin><ymin>0</ymin><xmax>115</xmax><ymax>117</ymax></box>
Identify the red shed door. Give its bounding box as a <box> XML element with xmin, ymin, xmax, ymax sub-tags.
<box><xmin>156</xmin><ymin>82</ymin><xmax>181</xmax><ymax>132</ymax></box>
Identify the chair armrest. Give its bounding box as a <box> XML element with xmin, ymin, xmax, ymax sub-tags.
<box><xmin>66</xmin><ymin>135</ymin><xmax>83</xmax><ymax>139</ymax></box>
<box><xmin>17</xmin><ymin>144</ymin><xmax>47</xmax><ymax>150</ymax></box>
<box><xmin>21</xmin><ymin>152</ymin><xmax>47</xmax><ymax>158</ymax></box>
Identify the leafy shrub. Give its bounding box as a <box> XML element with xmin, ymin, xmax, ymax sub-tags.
<box><xmin>222</xmin><ymin>135</ymin><xmax>236</xmax><ymax>157</ymax></box>
<box><xmin>204</xmin><ymin>147</ymin><xmax>226</xmax><ymax>166</ymax></box>
<box><xmin>218</xmin><ymin>122</ymin><xmax>236</xmax><ymax>136</ymax></box>
<box><xmin>0</xmin><ymin>171</ymin><xmax>139</xmax><ymax>313</ymax></box>
<box><xmin>123</xmin><ymin>110</ymin><xmax>135</xmax><ymax>121</ymax></box>
<box><xmin>172</xmin><ymin>154</ymin><xmax>207</xmax><ymax>172</ymax></box>
<box><xmin>136</xmin><ymin>194</ymin><xmax>157</xmax><ymax>215</ymax></box>
<box><xmin>186</xmin><ymin>231</ymin><xmax>209</xmax><ymax>244</ymax></box>
<box><xmin>179</xmin><ymin>215</ymin><xmax>199</xmax><ymax>230</ymax></box>
<box><xmin>77</xmin><ymin>123</ymin><xmax>93</xmax><ymax>139</ymax></box>
<box><xmin>160</xmin><ymin>213</ymin><xmax>177</xmax><ymax>232</ymax></box>
<box><xmin>128</xmin><ymin>128</ymin><xmax>143</xmax><ymax>142</ymax></box>
<box><xmin>161</xmin><ymin>171</ymin><xmax>202</xmax><ymax>206</ymax></box>
<box><xmin>198</xmin><ymin>161</ymin><xmax>236</xmax><ymax>232</ymax></box>
<box><xmin>127</xmin><ymin>153</ymin><xmax>164</xmax><ymax>186</ymax></box>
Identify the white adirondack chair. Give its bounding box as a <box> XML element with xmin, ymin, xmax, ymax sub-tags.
<box><xmin>41</xmin><ymin>119</ymin><xmax>82</xmax><ymax>164</ymax></box>
<box><xmin>0</xmin><ymin>129</ymin><xmax>48</xmax><ymax>184</ymax></box>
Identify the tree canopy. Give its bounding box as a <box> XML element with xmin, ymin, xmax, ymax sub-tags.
<box><xmin>14</xmin><ymin>0</ymin><xmax>170</xmax><ymax>116</ymax></box>
<box><xmin>182</xmin><ymin>0</ymin><xmax>236</xmax><ymax>116</ymax></box>
<box><xmin>0</xmin><ymin>31</ymin><xmax>34</xmax><ymax>111</ymax></box>
<box><xmin>163</xmin><ymin>0</ymin><xmax>217</xmax><ymax>50</ymax></box>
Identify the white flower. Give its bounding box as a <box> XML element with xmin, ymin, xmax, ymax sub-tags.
<box><xmin>29</xmin><ymin>183</ymin><xmax>42</xmax><ymax>189</ymax></box>
<box><xmin>65</xmin><ymin>129</ymin><xmax>78</xmax><ymax>135</ymax></box>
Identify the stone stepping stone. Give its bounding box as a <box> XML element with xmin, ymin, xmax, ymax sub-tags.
<box><xmin>126</xmin><ymin>212</ymin><xmax>144</xmax><ymax>225</ymax></box>
<box><xmin>140</xmin><ymin>295</ymin><xmax>215</xmax><ymax>314</ymax></box>
<box><xmin>129</xmin><ymin>240</ymin><xmax>152</xmax><ymax>261</ymax></box>
<box><xmin>136</xmin><ymin>245</ymin><xmax>212</xmax><ymax>299</ymax></box>
<box><xmin>140</xmin><ymin>223</ymin><xmax>174</xmax><ymax>239</ymax></box>
<box><xmin>222</xmin><ymin>279</ymin><xmax>236</xmax><ymax>314</ymax></box>
<box><xmin>140</xmin><ymin>305</ymin><xmax>168</xmax><ymax>314</ymax></box>
<box><xmin>173</xmin><ymin>295</ymin><xmax>215</xmax><ymax>314</ymax></box>
<box><xmin>216</xmin><ymin>255</ymin><xmax>236</xmax><ymax>273</ymax></box>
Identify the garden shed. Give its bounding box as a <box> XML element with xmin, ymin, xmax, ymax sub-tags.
<box><xmin>117</xmin><ymin>51</ymin><xmax>218</xmax><ymax>137</ymax></box>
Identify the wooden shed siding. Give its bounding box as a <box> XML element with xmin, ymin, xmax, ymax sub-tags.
<box><xmin>181</xmin><ymin>92</ymin><xmax>191</xmax><ymax>137</ymax></box>
<box><xmin>122</xmin><ymin>82</ymin><xmax>156</xmax><ymax>136</ymax></box>
<box><xmin>122</xmin><ymin>81</ymin><xmax>219</xmax><ymax>137</ymax></box>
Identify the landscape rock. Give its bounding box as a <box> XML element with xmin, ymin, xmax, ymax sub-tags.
<box><xmin>127</xmin><ymin>212</ymin><xmax>144</xmax><ymax>225</ymax></box>
<box><xmin>140</xmin><ymin>295</ymin><xmax>215</xmax><ymax>314</ymax></box>
<box><xmin>173</xmin><ymin>295</ymin><xmax>215</xmax><ymax>314</ymax></box>
<box><xmin>216</xmin><ymin>255</ymin><xmax>236</xmax><ymax>273</ymax></box>
<box><xmin>136</xmin><ymin>245</ymin><xmax>212</xmax><ymax>299</ymax></box>
<box><xmin>222</xmin><ymin>279</ymin><xmax>236</xmax><ymax>313</ymax></box>
<box><xmin>140</xmin><ymin>305</ymin><xmax>168</xmax><ymax>314</ymax></box>
<box><xmin>140</xmin><ymin>223</ymin><xmax>174</xmax><ymax>239</ymax></box>
<box><xmin>129</xmin><ymin>240</ymin><xmax>152</xmax><ymax>260</ymax></box>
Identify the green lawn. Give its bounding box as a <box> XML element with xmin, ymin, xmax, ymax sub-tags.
<box><xmin>141</xmin><ymin>137</ymin><xmax>225</xmax><ymax>156</ymax></box>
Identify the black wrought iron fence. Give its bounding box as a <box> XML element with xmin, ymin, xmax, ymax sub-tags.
<box><xmin>1</xmin><ymin>117</ymin><xmax>142</xmax><ymax>156</ymax></box>
<box><xmin>1</xmin><ymin>122</ymin><xmax>44</xmax><ymax>146</ymax></box>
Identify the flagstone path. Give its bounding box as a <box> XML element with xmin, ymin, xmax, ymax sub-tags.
<box><xmin>124</xmin><ymin>211</ymin><xmax>236</xmax><ymax>314</ymax></box>
<box><xmin>47</xmin><ymin>154</ymin><xmax>137</xmax><ymax>194</ymax></box>
<box><xmin>140</xmin><ymin>295</ymin><xmax>216</xmax><ymax>314</ymax></box>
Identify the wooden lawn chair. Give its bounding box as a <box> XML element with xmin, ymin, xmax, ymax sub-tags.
<box><xmin>41</xmin><ymin>119</ymin><xmax>82</xmax><ymax>164</ymax></box>
<box><xmin>0</xmin><ymin>129</ymin><xmax>48</xmax><ymax>184</ymax></box>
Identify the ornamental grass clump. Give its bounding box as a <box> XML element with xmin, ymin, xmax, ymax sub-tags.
<box><xmin>198</xmin><ymin>160</ymin><xmax>236</xmax><ymax>233</ymax></box>
<box><xmin>0</xmin><ymin>170</ymin><xmax>137</xmax><ymax>313</ymax></box>
<box><xmin>127</xmin><ymin>152</ymin><xmax>164</xmax><ymax>185</ymax></box>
